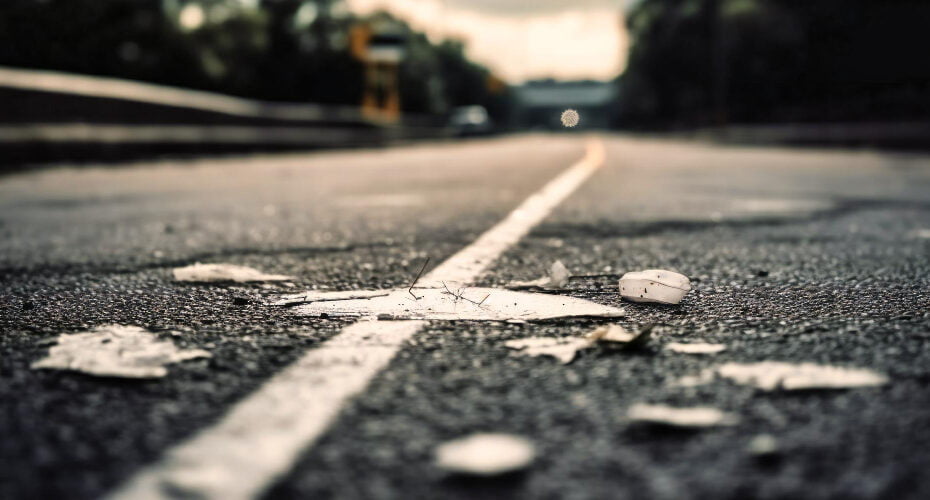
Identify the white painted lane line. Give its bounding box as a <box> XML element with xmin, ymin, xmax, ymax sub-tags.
<box><xmin>419</xmin><ymin>138</ymin><xmax>605</xmax><ymax>288</ymax></box>
<box><xmin>106</xmin><ymin>138</ymin><xmax>606</xmax><ymax>500</ymax></box>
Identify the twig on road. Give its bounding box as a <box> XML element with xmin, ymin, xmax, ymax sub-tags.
<box><xmin>408</xmin><ymin>257</ymin><xmax>430</xmax><ymax>300</ymax></box>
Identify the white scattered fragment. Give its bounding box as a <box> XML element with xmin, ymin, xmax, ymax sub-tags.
<box><xmin>506</xmin><ymin>260</ymin><xmax>570</xmax><ymax>290</ymax></box>
<box><xmin>173</xmin><ymin>263</ymin><xmax>293</xmax><ymax>283</ymax></box>
<box><xmin>275</xmin><ymin>287</ymin><xmax>623</xmax><ymax>322</ymax></box>
<box><xmin>628</xmin><ymin>404</ymin><xmax>738</xmax><ymax>428</ymax></box>
<box><xmin>560</xmin><ymin>109</ymin><xmax>580</xmax><ymax>128</ymax></box>
<box><xmin>912</xmin><ymin>229</ymin><xmax>930</xmax><ymax>239</ymax></box>
<box><xmin>31</xmin><ymin>325</ymin><xmax>211</xmax><ymax>378</ymax></box>
<box><xmin>665</xmin><ymin>342</ymin><xmax>726</xmax><ymax>354</ymax></box>
<box><xmin>435</xmin><ymin>433</ymin><xmax>535</xmax><ymax>476</ymax></box>
<box><xmin>675</xmin><ymin>362</ymin><xmax>889</xmax><ymax>391</ymax></box>
<box><xmin>505</xmin><ymin>337</ymin><xmax>592</xmax><ymax>364</ymax></box>
<box><xmin>586</xmin><ymin>323</ymin><xmax>653</xmax><ymax>350</ymax></box>
<box><xmin>747</xmin><ymin>434</ymin><xmax>779</xmax><ymax>456</ymax></box>
<box><xmin>619</xmin><ymin>269</ymin><xmax>691</xmax><ymax>304</ymax></box>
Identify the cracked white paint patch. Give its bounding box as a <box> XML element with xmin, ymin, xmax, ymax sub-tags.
<box><xmin>276</xmin><ymin>287</ymin><xmax>623</xmax><ymax>322</ymax></box>
<box><xmin>628</xmin><ymin>404</ymin><xmax>739</xmax><ymax>428</ymax></box>
<box><xmin>435</xmin><ymin>434</ymin><xmax>535</xmax><ymax>476</ymax></box>
<box><xmin>674</xmin><ymin>361</ymin><xmax>888</xmax><ymax>391</ymax></box>
<box><xmin>31</xmin><ymin>325</ymin><xmax>211</xmax><ymax>378</ymax></box>
<box><xmin>173</xmin><ymin>263</ymin><xmax>293</xmax><ymax>282</ymax></box>
<box><xmin>504</xmin><ymin>336</ymin><xmax>592</xmax><ymax>364</ymax></box>
<box><xmin>505</xmin><ymin>260</ymin><xmax>570</xmax><ymax>290</ymax></box>
<box><xmin>665</xmin><ymin>342</ymin><xmax>726</xmax><ymax>354</ymax></box>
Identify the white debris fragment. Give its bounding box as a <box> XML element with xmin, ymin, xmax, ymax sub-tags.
<box><xmin>435</xmin><ymin>433</ymin><xmax>535</xmax><ymax>476</ymax></box>
<box><xmin>628</xmin><ymin>403</ymin><xmax>739</xmax><ymax>428</ymax></box>
<box><xmin>675</xmin><ymin>362</ymin><xmax>889</xmax><ymax>391</ymax></box>
<box><xmin>665</xmin><ymin>342</ymin><xmax>726</xmax><ymax>354</ymax></box>
<box><xmin>505</xmin><ymin>337</ymin><xmax>592</xmax><ymax>364</ymax></box>
<box><xmin>506</xmin><ymin>260</ymin><xmax>570</xmax><ymax>290</ymax></box>
<box><xmin>173</xmin><ymin>263</ymin><xmax>293</xmax><ymax>283</ymax></box>
<box><xmin>619</xmin><ymin>269</ymin><xmax>691</xmax><ymax>304</ymax></box>
<box><xmin>276</xmin><ymin>287</ymin><xmax>623</xmax><ymax>322</ymax></box>
<box><xmin>586</xmin><ymin>323</ymin><xmax>653</xmax><ymax>350</ymax></box>
<box><xmin>31</xmin><ymin>325</ymin><xmax>211</xmax><ymax>378</ymax></box>
<box><xmin>747</xmin><ymin>434</ymin><xmax>779</xmax><ymax>456</ymax></box>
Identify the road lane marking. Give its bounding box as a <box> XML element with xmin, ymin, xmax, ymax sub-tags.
<box><xmin>106</xmin><ymin>138</ymin><xmax>606</xmax><ymax>500</ymax></box>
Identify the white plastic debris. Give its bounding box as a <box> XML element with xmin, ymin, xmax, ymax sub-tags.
<box><xmin>586</xmin><ymin>323</ymin><xmax>653</xmax><ymax>350</ymax></box>
<box><xmin>665</xmin><ymin>342</ymin><xmax>726</xmax><ymax>354</ymax></box>
<box><xmin>506</xmin><ymin>260</ymin><xmax>570</xmax><ymax>290</ymax></box>
<box><xmin>619</xmin><ymin>269</ymin><xmax>691</xmax><ymax>304</ymax></box>
<box><xmin>435</xmin><ymin>433</ymin><xmax>535</xmax><ymax>476</ymax></box>
<box><xmin>31</xmin><ymin>325</ymin><xmax>211</xmax><ymax>378</ymax></box>
<box><xmin>675</xmin><ymin>361</ymin><xmax>889</xmax><ymax>391</ymax></box>
<box><xmin>628</xmin><ymin>403</ymin><xmax>739</xmax><ymax>428</ymax></box>
<box><xmin>173</xmin><ymin>263</ymin><xmax>294</xmax><ymax>283</ymax></box>
<box><xmin>504</xmin><ymin>337</ymin><xmax>592</xmax><ymax>364</ymax></box>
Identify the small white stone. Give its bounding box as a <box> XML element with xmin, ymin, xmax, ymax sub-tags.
<box><xmin>747</xmin><ymin>434</ymin><xmax>779</xmax><ymax>456</ymax></box>
<box><xmin>619</xmin><ymin>269</ymin><xmax>691</xmax><ymax>304</ymax></box>
<box><xmin>435</xmin><ymin>433</ymin><xmax>535</xmax><ymax>476</ymax></box>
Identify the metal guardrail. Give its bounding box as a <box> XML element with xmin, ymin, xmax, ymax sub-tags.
<box><xmin>0</xmin><ymin>66</ymin><xmax>367</xmax><ymax>124</ymax></box>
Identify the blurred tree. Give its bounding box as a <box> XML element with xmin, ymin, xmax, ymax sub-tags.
<box><xmin>0</xmin><ymin>0</ymin><xmax>512</xmax><ymax>117</ymax></box>
<box><xmin>615</xmin><ymin>0</ymin><xmax>930</xmax><ymax>128</ymax></box>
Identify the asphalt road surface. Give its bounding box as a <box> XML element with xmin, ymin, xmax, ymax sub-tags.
<box><xmin>2</xmin><ymin>135</ymin><xmax>930</xmax><ymax>500</ymax></box>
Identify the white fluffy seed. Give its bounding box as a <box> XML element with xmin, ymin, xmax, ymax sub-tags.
<box><xmin>560</xmin><ymin>109</ymin><xmax>580</xmax><ymax>127</ymax></box>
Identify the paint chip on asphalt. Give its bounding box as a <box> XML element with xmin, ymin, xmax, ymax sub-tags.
<box><xmin>435</xmin><ymin>433</ymin><xmax>535</xmax><ymax>476</ymax></box>
<box><xmin>505</xmin><ymin>336</ymin><xmax>592</xmax><ymax>364</ymax></box>
<box><xmin>31</xmin><ymin>325</ymin><xmax>211</xmax><ymax>378</ymax></box>
<box><xmin>675</xmin><ymin>361</ymin><xmax>889</xmax><ymax>390</ymax></box>
<box><xmin>628</xmin><ymin>404</ymin><xmax>739</xmax><ymax>428</ymax></box>
<box><xmin>506</xmin><ymin>260</ymin><xmax>570</xmax><ymax>290</ymax></box>
<box><xmin>173</xmin><ymin>263</ymin><xmax>294</xmax><ymax>282</ymax></box>
<box><xmin>619</xmin><ymin>269</ymin><xmax>691</xmax><ymax>304</ymax></box>
<box><xmin>665</xmin><ymin>342</ymin><xmax>726</xmax><ymax>354</ymax></box>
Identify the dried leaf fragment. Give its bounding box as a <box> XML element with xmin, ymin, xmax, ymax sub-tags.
<box><xmin>628</xmin><ymin>403</ymin><xmax>738</xmax><ymax>428</ymax></box>
<box><xmin>504</xmin><ymin>337</ymin><xmax>592</xmax><ymax>364</ymax></box>
<box><xmin>173</xmin><ymin>263</ymin><xmax>293</xmax><ymax>283</ymax></box>
<box><xmin>619</xmin><ymin>269</ymin><xmax>691</xmax><ymax>304</ymax></box>
<box><xmin>435</xmin><ymin>433</ymin><xmax>535</xmax><ymax>476</ymax></box>
<box><xmin>665</xmin><ymin>342</ymin><xmax>726</xmax><ymax>354</ymax></box>
<box><xmin>587</xmin><ymin>323</ymin><xmax>653</xmax><ymax>350</ymax></box>
<box><xmin>31</xmin><ymin>325</ymin><xmax>211</xmax><ymax>378</ymax></box>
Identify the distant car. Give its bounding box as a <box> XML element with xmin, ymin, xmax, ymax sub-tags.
<box><xmin>449</xmin><ymin>105</ymin><xmax>493</xmax><ymax>136</ymax></box>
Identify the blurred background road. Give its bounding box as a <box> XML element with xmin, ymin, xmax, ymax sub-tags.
<box><xmin>2</xmin><ymin>1</ymin><xmax>930</xmax><ymax>499</ymax></box>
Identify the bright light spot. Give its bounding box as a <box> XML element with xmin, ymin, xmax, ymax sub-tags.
<box><xmin>179</xmin><ymin>4</ymin><xmax>205</xmax><ymax>31</ymax></box>
<box><xmin>560</xmin><ymin>108</ymin><xmax>580</xmax><ymax>127</ymax></box>
<box><xmin>294</xmin><ymin>2</ymin><xmax>319</xmax><ymax>27</ymax></box>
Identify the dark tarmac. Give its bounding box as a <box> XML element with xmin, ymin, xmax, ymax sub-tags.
<box><xmin>2</xmin><ymin>135</ymin><xmax>929</xmax><ymax>499</ymax></box>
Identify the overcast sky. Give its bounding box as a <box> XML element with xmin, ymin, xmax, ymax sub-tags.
<box><xmin>346</xmin><ymin>0</ymin><xmax>632</xmax><ymax>83</ymax></box>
